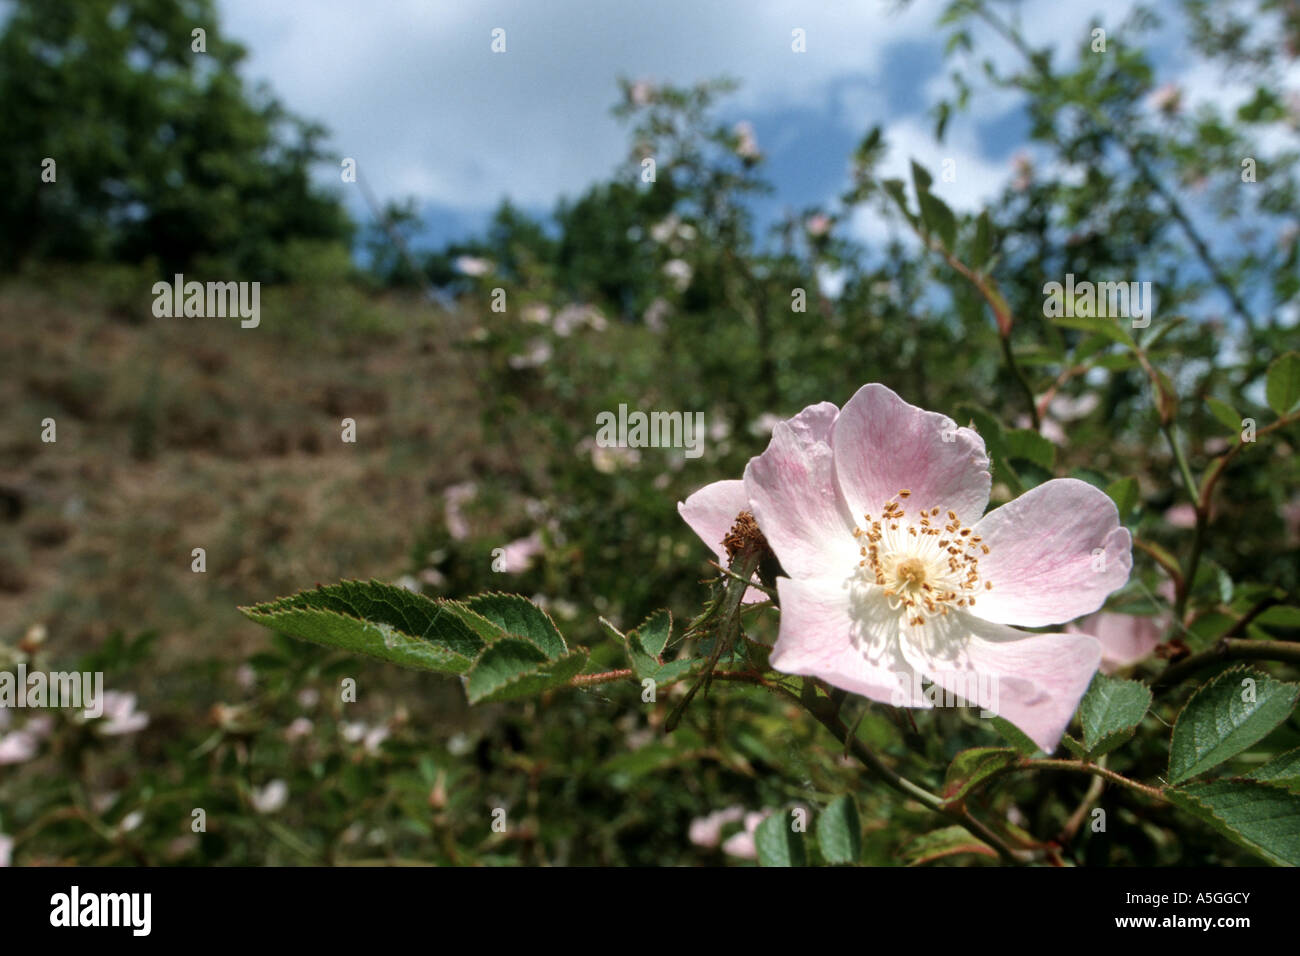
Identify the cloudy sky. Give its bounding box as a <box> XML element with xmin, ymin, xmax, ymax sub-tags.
<box><xmin>214</xmin><ymin>0</ymin><xmax>1243</xmax><ymax>250</ymax></box>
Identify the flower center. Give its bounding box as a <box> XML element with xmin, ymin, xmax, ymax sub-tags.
<box><xmin>851</xmin><ymin>489</ymin><xmax>993</xmax><ymax>627</ymax></box>
<box><xmin>894</xmin><ymin>557</ymin><xmax>927</xmax><ymax>590</ymax></box>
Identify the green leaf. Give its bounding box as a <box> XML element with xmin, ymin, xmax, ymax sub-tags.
<box><xmin>1050</xmin><ymin>313</ymin><xmax>1136</xmax><ymax>350</ymax></box>
<box><xmin>880</xmin><ymin>179</ymin><xmax>913</xmax><ymax>224</ymax></box>
<box><xmin>942</xmin><ymin>747</ymin><xmax>1018</xmax><ymax>803</ymax></box>
<box><xmin>1266</xmin><ymin>352</ymin><xmax>1300</xmax><ymax>416</ymax></box>
<box><xmin>1061</xmin><ymin>734</ymin><xmax>1088</xmax><ymax>758</ymax></box>
<box><xmin>1167</xmin><ymin>779</ymin><xmax>1300</xmax><ymax>865</ymax></box>
<box><xmin>1005</xmin><ymin>428</ymin><xmax>1055</xmax><ymax>470</ymax></box>
<box><xmin>239</xmin><ymin>580</ymin><xmax>484</xmax><ymax>674</ymax></box>
<box><xmin>1257</xmin><ymin>605</ymin><xmax>1300</xmax><ymax>629</ymax></box>
<box><xmin>815</xmin><ymin>795</ymin><xmax>861</xmax><ymax>864</ymax></box>
<box><xmin>956</xmin><ymin>403</ymin><xmax>1023</xmax><ymax>497</ymax></box>
<box><xmin>1169</xmin><ymin>667</ymin><xmax>1300</xmax><ymax>784</ymax></box>
<box><xmin>971</xmin><ymin>210</ymin><xmax>993</xmax><ymax>269</ymax></box>
<box><xmin>910</xmin><ymin>159</ymin><xmax>933</xmax><ymax>195</ymax></box>
<box><xmin>464</xmin><ymin>638</ymin><xmax>589</xmax><ymax>704</ymax></box>
<box><xmin>624</xmin><ymin>609</ymin><xmax>696</xmax><ymax>682</ymax></box>
<box><xmin>990</xmin><ymin>716</ymin><xmax>1043</xmax><ymax>757</ymax></box>
<box><xmin>626</xmin><ymin>635</ymin><xmax>695</xmax><ymax>683</ymax></box>
<box><xmin>1079</xmin><ymin>673</ymin><xmax>1151</xmax><ymax>756</ymax></box>
<box><xmin>459</xmin><ymin>592</ymin><xmax>566</xmax><ymax>659</ymax></box>
<box><xmin>918</xmin><ymin>191</ymin><xmax>957</xmax><ymax>250</ymax></box>
<box><xmin>1205</xmin><ymin>396</ymin><xmax>1242</xmax><ymax>433</ymax></box>
<box><xmin>632</xmin><ymin>609</ymin><xmax>671</xmax><ymax>657</ymax></box>
<box><xmin>1104</xmin><ymin>476</ymin><xmax>1140</xmax><ymax>519</ymax></box>
<box><xmin>1247</xmin><ymin>747</ymin><xmax>1300</xmax><ymax>792</ymax></box>
<box><xmin>899</xmin><ymin>826</ymin><xmax>997</xmax><ymax>866</ymax></box>
<box><xmin>755</xmin><ymin>812</ymin><xmax>806</xmax><ymax>867</ymax></box>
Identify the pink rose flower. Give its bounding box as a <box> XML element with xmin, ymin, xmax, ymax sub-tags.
<box><xmin>1068</xmin><ymin>611</ymin><xmax>1164</xmax><ymax>675</ymax></box>
<box><xmin>1068</xmin><ymin>578</ymin><xmax>1175</xmax><ymax>673</ymax></box>
<box><xmin>679</xmin><ymin>384</ymin><xmax>1131</xmax><ymax>752</ymax></box>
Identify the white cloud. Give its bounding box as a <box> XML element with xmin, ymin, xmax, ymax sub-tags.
<box><xmin>215</xmin><ymin>0</ymin><xmax>1177</xmax><ymax>232</ymax></box>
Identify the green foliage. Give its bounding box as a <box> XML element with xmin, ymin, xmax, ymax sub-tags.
<box><xmin>1079</xmin><ymin>674</ymin><xmax>1152</xmax><ymax>757</ymax></box>
<box><xmin>755</xmin><ymin>812</ymin><xmax>806</xmax><ymax>867</ymax></box>
<box><xmin>1167</xmin><ymin>781</ymin><xmax>1300</xmax><ymax>866</ymax></box>
<box><xmin>0</xmin><ymin>0</ymin><xmax>351</xmax><ymax>275</ymax></box>
<box><xmin>942</xmin><ymin>748</ymin><xmax>1019</xmax><ymax>803</ymax></box>
<box><xmin>815</xmin><ymin>795</ymin><xmax>862</xmax><ymax>864</ymax></box>
<box><xmin>1266</xmin><ymin>352</ymin><xmax>1300</xmax><ymax>416</ymax></box>
<box><xmin>1168</xmin><ymin>668</ymin><xmax>1300</xmax><ymax>784</ymax></box>
<box><xmin>239</xmin><ymin>581</ymin><xmax>485</xmax><ymax>674</ymax></box>
<box><xmin>463</xmin><ymin>641</ymin><xmax>589</xmax><ymax>705</ymax></box>
<box><xmin>8</xmin><ymin>0</ymin><xmax>1300</xmax><ymax>869</ymax></box>
<box><xmin>899</xmin><ymin>826</ymin><xmax>996</xmax><ymax>866</ymax></box>
<box><xmin>1248</xmin><ymin>748</ymin><xmax>1300</xmax><ymax>792</ymax></box>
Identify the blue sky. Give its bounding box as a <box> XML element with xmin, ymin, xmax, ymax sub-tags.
<box><xmin>215</xmin><ymin>0</ymin><xmax>1290</xmax><ymax>257</ymax></box>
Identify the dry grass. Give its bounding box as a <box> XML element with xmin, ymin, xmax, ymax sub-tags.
<box><xmin>0</xmin><ymin>268</ymin><xmax>490</xmax><ymax>666</ymax></box>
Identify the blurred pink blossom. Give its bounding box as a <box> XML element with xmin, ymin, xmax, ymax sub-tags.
<box><xmin>0</xmin><ymin>730</ymin><xmax>39</xmax><ymax>765</ymax></box>
<box><xmin>733</xmin><ymin>121</ymin><xmax>761</xmax><ymax>161</ymax></box>
<box><xmin>1147</xmin><ymin>83</ymin><xmax>1182</xmax><ymax>114</ymax></box>
<box><xmin>688</xmin><ymin>806</ymin><xmax>745</xmax><ymax>849</ymax></box>
<box><xmin>721</xmin><ymin>810</ymin><xmax>773</xmax><ymax>860</ymax></box>
<box><xmin>252</xmin><ymin>779</ymin><xmax>288</xmax><ymax>814</ymax></box>
<box><xmin>443</xmin><ymin>482</ymin><xmax>477</xmax><ymax>540</ymax></box>
<box><xmin>499</xmin><ymin>532</ymin><xmax>544</xmax><ymax>573</ymax></box>
<box><xmin>806</xmin><ymin>213</ymin><xmax>832</xmax><ymax>238</ymax></box>
<box><xmin>97</xmin><ymin>691</ymin><xmax>148</xmax><ymax>736</ymax></box>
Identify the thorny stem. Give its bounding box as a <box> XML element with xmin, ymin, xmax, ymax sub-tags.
<box><xmin>910</xmin><ymin>224</ymin><xmax>1041</xmax><ymax>431</ymax></box>
<box><xmin>1132</xmin><ymin>538</ymin><xmax>1183</xmax><ymax>588</ymax></box>
<box><xmin>999</xmin><ymin>332</ymin><xmax>1041</xmax><ymax>431</ymax></box>
<box><xmin>1035</xmin><ymin>363</ymin><xmax>1087</xmax><ymax>421</ymax></box>
<box><xmin>569</xmin><ymin>667</ymin><xmax>775</xmax><ymax>690</ymax></box>
<box><xmin>1017</xmin><ymin>759</ymin><xmax>1168</xmax><ymax>803</ymax></box>
<box><xmin>709</xmin><ymin>559</ymin><xmax>778</xmax><ymax>599</ymax></box>
<box><xmin>1160</xmin><ymin>421</ymin><xmax>1203</xmax><ymax>625</ymax></box>
<box><xmin>1152</xmin><ymin>638</ymin><xmax>1300</xmax><ymax>693</ymax></box>
<box><xmin>1198</xmin><ymin>409</ymin><xmax>1300</xmax><ymax>514</ymax></box>
<box><xmin>1058</xmin><ymin>772</ymin><xmax>1107</xmax><ymax>844</ymax></box>
<box><xmin>1170</xmin><ymin>409</ymin><xmax>1299</xmax><ymax>627</ymax></box>
<box><xmin>797</xmin><ymin>686</ymin><xmax>1026</xmax><ymax>864</ymax></box>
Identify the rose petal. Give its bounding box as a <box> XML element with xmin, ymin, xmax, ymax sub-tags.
<box><xmin>678</xmin><ymin>479</ymin><xmax>749</xmax><ymax>561</ymax></box>
<box><xmin>898</xmin><ymin>611</ymin><xmax>1101</xmax><ymax>752</ymax></box>
<box><xmin>771</xmin><ymin>577</ymin><xmax>932</xmax><ymax>707</ymax></box>
<box><xmin>677</xmin><ymin>478</ymin><xmax>766</xmax><ymax>602</ymax></box>
<box><xmin>1069</xmin><ymin>612</ymin><xmax>1165</xmax><ymax>674</ymax></box>
<box><xmin>744</xmin><ymin>402</ymin><xmax>859</xmax><ymax>580</ymax></box>
<box><xmin>833</xmin><ymin>383</ymin><xmax>990</xmax><ymax>527</ymax></box>
<box><xmin>972</xmin><ymin>478</ymin><xmax>1132</xmax><ymax>627</ymax></box>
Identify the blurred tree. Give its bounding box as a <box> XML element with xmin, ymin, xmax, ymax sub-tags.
<box><xmin>0</xmin><ymin>0</ymin><xmax>353</xmax><ymax>277</ymax></box>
